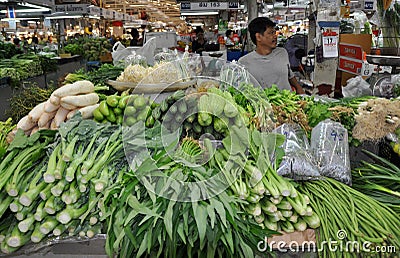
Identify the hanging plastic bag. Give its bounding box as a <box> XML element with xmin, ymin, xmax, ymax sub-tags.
<box><xmin>311</xmin><ymin>119</ymin><xmax>351</xmax><ymax>185</ymax></box>
<box><xmin>273</xmin><ymin>123</ymin><xmax>320</xmax><ymax>180</ymax></box>
<box><xmin>111</xmin><ymin>37</ymin><xmax>157</xmax><ymax>66</ymax></box>
<box><xmin>124</xmin><ymin>53</ymin><xmax>148</xmax><ymax>68</ymax></box>
<box><xmin>342</xmin><ymin>76</ymin><xmax>372</xmax><ymax>98</ymax></box>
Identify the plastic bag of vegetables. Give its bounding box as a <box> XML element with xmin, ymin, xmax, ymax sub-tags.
<box><xmin>311</xmin><ymin>119</ymin><xmax>351</xmax><ymax>185</ymax></box>
<box><xmin>273</xmin><ymin>123</ymin><xmax>320</xmax><ymax>180</ymax></box>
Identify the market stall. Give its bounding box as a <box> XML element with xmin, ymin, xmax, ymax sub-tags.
<box><xmin>0</xmin><ymin>50</ymin><xmax>399</xmax><ymax>258</ymax></box>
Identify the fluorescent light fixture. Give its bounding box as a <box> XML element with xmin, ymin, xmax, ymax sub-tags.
<box><xmin>1</xmin><ymin>18</ymin><xmax>40</xmax><ymax>22</ymax></box>
<box><xmin>46</xmin><ymin>15</ymin><xmax>83</xmax><ymax>19</ymax></box>
<box><xmin>181</xmin><ymin>11</ymin><xmax>219</xmax><ymax>16</ymax></box>
<box><xmin>191</xmin><ymin>23</ymin><xmax>204</xmax><ymax>26</ymax></box>
<box><xmin>0</xmin><ymin>8</ymin><xmax>50</xmax><ymax>13</ymax></box>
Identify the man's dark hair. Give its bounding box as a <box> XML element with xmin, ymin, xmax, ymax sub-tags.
<box><xmin>248</xmin><ymin>17</ymin><xmax>276</xmax><ymax>45</ymax></box>
<box><xmin>225</xmin><ymin>29</ymin><xmax>233</xmax><ymax>38</ymax></box>
<box><xmin>195</xmin><ymin>27</ymin><xmax>204</xmax><ymax>35</ymax></box>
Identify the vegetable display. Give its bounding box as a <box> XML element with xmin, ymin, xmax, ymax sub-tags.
<box><xmin>101</xmin><ymin>123</ymin><xmax>276</xmax><ymax>257</ymax></box>
<box><xmin>64</xmin><ymin>37</ymin><xmax>112</xmax><ymax>61</ymax></box>
<box><xmin>300</xmin><ymin>178</ymin><xmax>400</xmax><ymax>258</ymax></box>
<box><xmin>69</xmin><ymin>64</ymin><xmax>124</xmax><ymax>87</ymax></box>
<box><xmin>6</xmin><ymin>85</ymin><xmax>55</xmax><ymax>123</ymax></box>
<box><xmin>94</xmin><ymin>92</ymin><xmax>155</xmax><ymax>126</ymax></box>
<box><xmin>11</xmin><ymin>80</ymin><xmax>99</xmax><ymax>136</ymax></box>
<box><xmin>0</xmin><ymin>54</ymin><xmax>57</xmax><ymax>87</ymax></box>
<box><xmin>116</xmin><ymin>62</ymin><xmax>186</xmax><ymax>85</ymax></box>
<box><xmin>1</xmin><ymin>62</ymin><xmax>400</xmax><ymax>258</ymax></box>
<box><xmin>352</xmin><ymin>150</ymin><xmax>400</xmax><ymax>214</ymax></box>
<box><xmin>0</xmin><ymin>41</ymin><xmax>22</xmax><ymax>59</ymax></box>
<box><xmin>0</xmin><ymin>118</ymin><xmax>15</xmax><ymax>159</ymax></box>
<box><xmin>213</xmin><ymin>128</ymin><xmax>320</xmax><ymax>233</ymax></box>
<box><xmin>0</xmin><ymin>116</ymin><xmax>123</xmax><ymax>253</ymax></box>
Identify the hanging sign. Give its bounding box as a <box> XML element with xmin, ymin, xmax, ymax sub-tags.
<box><xmin>8</xmin><ymin>20</ymin><xmax>17</xmax><ymax>30</ymax></box>
<box><xmin>339</xmin><ymin>43</ymin><xmax>363</xmax><ymax>60</ymax></box>
<box><xmin>115</xmin><ymin>12</ymin><xmax>124</xmax><ymax>21</ymax></box>
<box><xmin>285</xmin><ymin>14</ymin><xmax>295</xmax><ymax>21</ymax></box>
<box><xmin>7</xmin><ymin>6</ymin><xmax>16</xmax><ymax>19</ymax></box>
<box><xmin>102</xmin><ymin>9</ymin><xmax>113</xmax><ymax>19</ymax></box>
<box><xmin>322</xmin><ymin>29</ymin><xmax>338</xmax><ymax>58</ymax></box>
<box><xmin>295</xmin><ymin>12</ymin><xmax>306</xmax><ymax>20</ymax></box>
<box><xmin>53</xmin><ymin>4</ymin><xmax>88</xmax><ymax>14</ymax></box>
<box><xmin>89</xmin><ymin>6</ymin><xmax>101</xmax><ymax>16</ymax></box>
<box><xmin>338</xmin><ymin>56</ymin><xmax>363</xmax><ymax>75</ymax></box>
<box><xmin>44</xmin><ymin>18</ymin><xmax>51</xmax><ymax>27</ymax></box>
<box><xmin>180</xmin><ymin>2</ymin><xmax>240</xmax><ymax>10</ymax></box>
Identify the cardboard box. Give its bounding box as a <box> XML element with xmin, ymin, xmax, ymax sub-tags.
<box><xmin>338</xmin><ymin>34</ymin><xmax>372</xmax><ymax>86</ymax></box>
<box><xmin>267</xmin><ymin>229</ymin><xmax>317</xmax><ymax>250</ymax></box>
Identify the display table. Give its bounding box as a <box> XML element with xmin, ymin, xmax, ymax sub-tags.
<box><xmin>0</xmin><ymin>56</ymin><xmax>85</xmax><ymax>121</ymax></box>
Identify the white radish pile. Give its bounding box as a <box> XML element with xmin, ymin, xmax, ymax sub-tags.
<box><xmin>15</xmin><ymin>80</ymin><xmax>100</xmax><ymax>136</ymax></box>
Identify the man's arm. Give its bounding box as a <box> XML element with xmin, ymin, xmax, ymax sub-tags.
<box><xmin>289</xmin><ymin>77</ymin><xmax>305</xmax><ymax>94</ymax></box>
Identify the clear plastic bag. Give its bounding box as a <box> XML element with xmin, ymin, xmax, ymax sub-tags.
<box><xmin>124</xmin><ymin>53</ymin><xmax>148</xmax><ymax>68</ymax></box>
<box><xmin>311</xmin><ymin>119</ymin><xmax>351</xmax><ymax>185</ymax></box>
<box><xmin>342</xmin><ymin>76</ymin><xmax>372</xmax><ymax>98</ymax></box>
<box><xmin>219</xmin><ymin>61</ymin><xmax>250</xmax><ymax>90</ymax></box>
<box><xmin>391</xmin><ymin>74</ymin><xmax>400</xmax><ymax>97</ymax></box>
<box><xmin>112</xmin><ymin>37</ymin><xmax>156</xmax><ymax>66</ymax></box>
<box><xmin>273</xmin><ymin>123</ymin><xmax>320</xmax><ymax>180</ymax></box>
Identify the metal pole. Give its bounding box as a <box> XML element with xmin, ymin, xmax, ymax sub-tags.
<box><xmin>246</xmin><ymin>0</ymin><xmax>258</xmax><ymax>52</ymax></box>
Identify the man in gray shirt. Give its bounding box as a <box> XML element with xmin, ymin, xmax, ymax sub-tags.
<box><xmin>238</xmin><ymin>17</ymin><xmax>305</xmax><ymax>94</ymax></box>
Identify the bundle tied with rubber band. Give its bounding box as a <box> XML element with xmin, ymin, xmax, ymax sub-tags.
<box><xmin>273</xmin><ymin>123</ymin><xmax>320</xmax><ymax>180</ymax></box>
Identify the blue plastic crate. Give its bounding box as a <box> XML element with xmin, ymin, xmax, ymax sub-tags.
<box><xmin>86</xmin><ymin>61</ymin><xmax>101</xmax><ymax>71</ymax></box>
<box><xmin>227</xmin><ymin>50</ymin><xmax>247</xmax><ymax>62</ymax></box>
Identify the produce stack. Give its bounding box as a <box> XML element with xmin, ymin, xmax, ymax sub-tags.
<box><xmin>213</xmin><ymin>128</ymin><xmax>320</xmax><ymax>233</ymax></box>
<box><xmin>94</xmin><ymin>92</ymin><xmax>155</xmax><ymax>126</ymax></box>
<box><xmin>12</xmin><ymin>80</ymin><xmax>99</xmax><ymax>137</ymax></box>
<box><xmin>300</xmin><ymin>177</ymin><xmax>400</xmax><ymax>258</ymax></box>
<box><xmin>1</xmin><ymin>70</ymin><xmax>400</xmax><ymax>258</ymax></box>
<box><xmin>0</xmin><ymin>116</ymin><xmax>125</xmax><ymax>254</ymax></box>
<box><xmin>64</xmin><ymin>37</ymin><xmax>112</xmax><ymax>62</ymax></box>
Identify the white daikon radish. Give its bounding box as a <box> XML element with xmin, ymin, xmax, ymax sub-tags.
<box><xmin>38</xmin><ymin>111</ymin><xmax>56</xmax><ymax>128</ymax></box>
<box><xmin>17</xmin><ymin>115</ymin><xmax>37</xmax><ymax>131</ymax></box>
<box><xmin>78</xmin><ymin>103</ymin><xmax>100</xmax><ymax>119</ymax></box>
<box><xmin>30</xmin><ymin>127</ymin><xmax>40</xmax><ymax>136</ymax></box>
<box><xmin>66</xmin><ymin>109</ymin><xmax>78</xmax><ymax>120</ymax></box>
<box><xmin>60</xmin><ymin>102</ymin><xmax>77</xmax><ymax>110</ymax></box>
<box><xmin>50</xmin><ymin>95</ymin><xmax>61</xmax><ymax>106</ymax></box>
<box><xmin>50</xmin><ymin>119</ymin><xmax>57</xmax><ymax>130</ymax></box>
<box><xmin>53</xmin><ymin>107</ymin><xmax>70</xmax><ymax>127</ymax></box>
<box><xmin>61</xmin><ymin>93</ymin><xmax>99</xmax><ymax>107</ymax></box>
<box><xmin>44</xmin><ymin>100</ymin><xmax>60</xmax><ymax>113</ymax></box>
<box><xmin>52</xmin><ymin>80</ymin><xmax>95</xmax><ymax>98</ymax></box>
<box><xmin>28</xmin><ymin>102</ymin><xmax>46</xmax><ymax>123</ymax></box>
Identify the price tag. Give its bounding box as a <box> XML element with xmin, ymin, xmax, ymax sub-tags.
<box><xmin>330</xmin><ymin>130</ymin><xmax>344</xmax><ymax>142</ymax></box>
<box><xmin>8</xmin><ymin>20</ymin><xmax>16</xmax><ymax>30</ymax></box>
<box><xmin>322</xmin><ymin>35</ymin><xmax>338</xmax><ymax>58</ymax></box>
<box><xmin>364</xmin><ymin>1</ymin><xmax>374</xmax><ymax>10</ymax></box>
